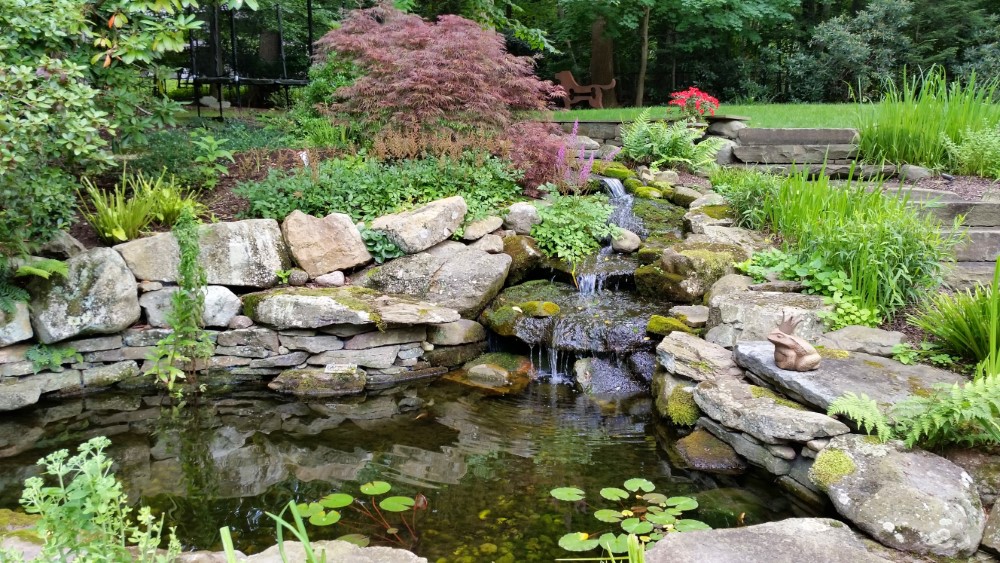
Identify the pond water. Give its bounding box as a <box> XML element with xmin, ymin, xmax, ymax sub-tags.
<box><xmin>0</xmin><ymin>380</ymin><xmax>803</xmax><ymax>561</ymax></box>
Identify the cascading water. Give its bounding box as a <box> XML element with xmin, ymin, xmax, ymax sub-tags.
<box><xmin>575</xmin><ymin>177</ymin><xmax>647</xmax><ymax>295</ymax></box>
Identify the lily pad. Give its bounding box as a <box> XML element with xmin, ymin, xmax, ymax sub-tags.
<box><xmin>550</xmin><ymin>487</ymin><xmax>586</xmax><ymax>501</ymax></box>
<box><xmin>675</xmin><ymin>519</ymin><xmax>712</xmax><ymax>532</ymax></box>
<box><xmin>558</xmin><ymin>532</ymin><xmax>600</xmax><ymax>552</ymax></box>
<box><xmin>295</xmin><ymin>502</ymin><xmax>324</xmax><ymax>517</ymax></box>
<box><xmin>360</xmin><ymin>481</ymin><xmax>392</xmax><ymax>496</ymax></box>
<box><xmin>379</xmin><ymin>496</ymin><xmax>416</xmax><ymax>513</ymax></box>
<box><xmin>308</xmin><ymin>510</ymin><xmax>341</xmax><ymax>526</ymax></box>
<box><xmin>624</xmin><ymin>478</ymin><xmax>655</xmax><ymax>492</ymax></box>
<box><xmin>621</xmin><ymin>518</ymin><xmax>654</xmax><ymax>535</ymax></box>
<box><xmin>665</xmin><ymin>497</ymin><xmax>698</xmax><ymax>511</ymax></box>
<box><xmin>646</xmin><ymin>512</ymin><xmax>677</xmax><ymax>526</ymax></box>
<box><xmin>642</xmin><ymin>492</ymin><xmax>668</xmax><ymax>505</ymax></box>
<box><xmin>594</xmin><ymin>509</ymin><xmax>625</xmax><ymax>523</ymax></box>
<box><xmin>598</xmin><ymin>533</ymin><xmax>630</xmax><ymax>554</ymax></box>
<box><xmin>336</xmin><ymin>534</ymin><xmax>370</xmax><ymax>547</ymax></box>
<box><xmin>600</xmin><ymin>487</ymin><xmax>629</xmax><ymax>501</ymax></box>
<box><xmin>320</xmin><ymin>493</ymin><xmax>354</xmax><ymax>509</ymax></box>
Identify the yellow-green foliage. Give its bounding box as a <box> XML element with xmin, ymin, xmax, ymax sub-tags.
<box><xmin>519</xmin><ymin>301</ymin><xmax>561</xmax><ymax>317</ymax></box>
<box><xmin>592</xmin><ymin>161</ymin><xmax>636</xmax><ymax>180</ymax></box>
<box><xmin>816</xmin><ymin>347</ymin><xmax>851</xmax><ymax>359</ymax></box>
<box><xmin>647</xmin><ymin>315</ymin><xmax>695</xmax><ymax>336</ymax></box>
<box><xmin>666</xmin><ymin>386</ymin><xmax>700</xmax><ymax>426</ymax></box>
<box><xmin>749</xmin><ymin>385</ymin><xmax>806</xmax><ymax>410</ymax></box>
<box><xmin>808</xmin><ymin>449</ymin><xmax>856</xmax><ymax>490</ymax></box>
<box><xmin>624</xmin><ymin>178</ymin><xmax>643</xmax><ymax>193</ymax></box>
<box><xmin>635</xmin><ymin>187</ymin><xmax>664</xmax><ymax>199</ymax></box>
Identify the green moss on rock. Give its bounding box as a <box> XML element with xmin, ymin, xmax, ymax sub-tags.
<box><xmin>242</xmin><ymin>286</ymin><xmax>386</xmax><ymax>329</ymax></box>
<box><xmin>808</xmin><ymin>449</ymin><xmax>856</xmax><ymax>490</ymax></box>
<box><xmin>624</xmin><ymin>178</ymin><xmax>644</xmax><ymax>193</ymax></box>
<box><xmin>592</xmin><ymin>161</ymin><xmax>636</xmax><ymax>180</ymax></box>
<box><xmin>749</xmin><ymin>385</ymin><xmax>807</xmax><ymax>410</ymax></box>
<box><xmin>465</xmin><ymin>352</ymin><xmax>532</xmax><ymax>375</ymax></box>
<box><xmin>481</xmin><ymin>305</ymin><xmax>522</xmax><ymax>337</ymax></box>
<box><xmin>696</xmin><ymin>205</ymin><xmax>733</xmax><ymax>219</ymax></box>
<box><xmin>635</xmin><ymin>187</ymin><xmax>664</xmax><ymax>199</ymax></box>
<box><xmin>666</xmin><ymin>386</ymin><xmax>701</xmax><ymax>426</ymax></box>
<box><xmin>679</xmin><ymin>248</ymin><xmax>738</xmax><ymax>281</ymax></box>
<box><xmin>635</xmin><ymin>264</ymin><xmax>685</xmax><ymax>298</ymax></box>
<box><xmin>519</xmin><ymin>301</ymin><xmax>561</xmax><ymax>317</ymax></box>
<box><xmin>817</xmin><ymin>347</ymin><xmax>851</xmax><ymax>360</ymax></box>
<box><xmin>647</xmin><ymin>315</ymin><xmax>696</xmax><ymax>336</ymax></box>
<box><xmin>0</xmin><ymin>508</ymin><xmax>41</xmax><ymax>545</ymax></box>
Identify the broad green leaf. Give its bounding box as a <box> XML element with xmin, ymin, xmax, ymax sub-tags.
<box><xmin>558</xmin><ymin>532</ymin><xmax>600</xmax><ymax>551</ymax></box>
<box><xmin>336</xmin><ymin>534</ymin><xmax>370</xmax><ymax>547</ymax></box>
<box><xmin>320</xmin><ymin>493</ymin><xmax>354</xmax><ymax>509</ymax></box>
<box><xmin>550</xmin><ymin>487</ymin><xmax>586</xmax><ymax>501</ymax></box>
<box><xmin>594</xmin><ymin>509</ymin><xmax>624</xmax><ymax>523</ymax></box>
<box><xmin>600</xmin><ymin>487</ymin><xmax>629</xmax><ymax>501</ymax></box>
<box><xmin>379</xmin><ymin>496</ymin><xmax>415</xmax><ymax>512</ymax></box>
<box><xmin>308</xmin><ymin>510</ymin><xmax>341</xmax><ymax>526</ymax></box>
<box><xmin>598</xmin><ymin>532</ymin><xmax>629</xmax><ymax>554</ymax></box>
<box><xmin>646</xmin><ymin>512</ymin><xmax>677</xmax><ymax>526</ymax></box>
<box><xmin>675</xmin><ymin>519</ymin><xmax>712</xmax><ymax>532</ymax></box>
<box><xmin>665</xmin><ymin>497</ymin><xmax>698</xmax><ymax>511</ymax></box>
<box><xmin>360</xmin><ymin>481</ymin><xmax>391</xmax><ymax>496</ymax></box>
<box><xmin>624</xmin><ymin>478</ymin><xmax>655</xmax><ymax>492</ymax></box>
<box><xmin>295</xmin><ymin>502</ymin><xmax>323</xmax><ymax>517</ymax></box>
<box><xmin>642</xmin><ymin>492</ymin><xmax>668</xmax><ymax>505</ymax></box>
<box><xmin>621</xmin><ymin>518</ymin><xmax>654</xmax><ymax>535</ymax></box>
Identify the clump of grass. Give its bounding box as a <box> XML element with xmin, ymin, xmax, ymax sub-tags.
<box><xmin>912</xmin><ymin>273</ymin><xmax>1000</xmax><ymax>365</ymax></box>
<box><xmin>857</xmin><ymin>67</ymin><xmax>1000</xmax><ymax>169</ymax></box>
<box><xmin>707</xmin><ymin>167</ymin><xmax>781</xmax><ymax>230</ymax></box>
<box><xmin>942</xmin><ymin>126</ymin><xmax>1000</xmax><ymax>179</ymax></box>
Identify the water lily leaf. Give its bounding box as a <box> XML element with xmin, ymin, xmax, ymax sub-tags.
<box><xmin>336</xmin><ymin>534</ymin><xmax>370</xmax><ymax>547</ymax></box>
<box><xmin>308</xmin><ymin>510</ymin><xmax>341</xmax><ymax>526</ymax></box>
<box><xmin>360</xmin><ymin>481</ymin><xmax>392</xmax><ymax>496</ymax></box>
<box><xmin>624</xmin><ymin>478</ymin><xmax>655</xmax><ymax>492</ymax></box>
<box><xmin>320</xmin><ymin>493</ymin><xmax>354</xmax><ymax>509</ymax></box>
<box><xmin>665</xmin><ymin>497</ymin><xmax>698</xmax><ymax>511</ymax></box>
<box><xmin>295</xmin><ymin>502</ymin><xmax>324</xmax><ymax>517</ymax></box>
<box><xmin>386</xmin><ymin>527</ymin><xmax>399</xmax><ymax>535</ymax></box>
<box><xmin>675</xmin><ymin>519</ymin><xmax>712</xmax><ymax>532</ymax></box>
<box><xmin>600</xmin><ymin>487</ymin><xmax>629</xmax><ymax>501</ymax></box>
<box><xmin>598</xmin><ymin>532</ymin><xmax>629</xmax><ymax>554</ymax></box>
<box><xmin>594</xmin><ymin>509</ymin><xmax>624</xmax><ymax>523</ymax></box>
<box><xmin>379</xmin><ymin>496</ymin><xmax>415</xmax><ymax>512</ymax></box>
<box><xmin>646</xmin><ymin>512</ymin><xmax>677</xmax><ymax>526</ymax></box>
<box><xmin>558</xmin><ymin>532</ymin><xmax>600</xmax><ymax>551</ymax></box>
<box><xmin>620</xmin><ymin>518</ymin><xmax>654</xmax><ymax>535</ymax></box>
<box><xmin>642</xmin><ymin>493</ymin><xmax>668</xmax><ymax>505</ymax></box>
<box><xmin>649</xmin><ymin>532</ymin><xmax>664</xmax><ymax>541</ymax></box>
<box><xmin>550</xmin><ymin>487</ymin><xmax>586</xmax><ymax>501</ymax></box>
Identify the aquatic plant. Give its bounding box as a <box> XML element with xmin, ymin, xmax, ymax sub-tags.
<box><xmin>549</xmin><ymin>478</ymin><xmax>709</xmax><ymax>557</ymax></box>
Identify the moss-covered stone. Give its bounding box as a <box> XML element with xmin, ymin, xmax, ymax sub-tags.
<box><xmin>749</xmin><ymin>385</ymin><xmax>807</xmax><ymax>410</ymax></box>
<box><xmin>816</xmin><ymin>347</ymin><xmax>851</xmax><ymax>359</ymax></box>
<box><xmin>635</xmin><ymin>263</ymin><xmax>685</xmax><ymax>298</ymax></box>
<box><xmin>674</xmin><ymin>429</ymin><xmax>747</xmax><ymax>475</ymax></box>
<box><xmin>697</xmin><ymin>205</ymin><xmax>733</xmax><ymax>219</ymax></box>
<box><xmin>481</xmin><ymin>305</ymin><xmax>522</xmax><ymax>337</ymax></box>
<box><xmin>502</xmin><ymin>235</ymin><xmax>544</xmax><ymax>285</ymax></box>
<box><xmin>678</xmin><ymin>247</ymin><xmax>739</xmax><ymax>281</ymax></box>
<box><xmin>808</xmin><ymin>448</ymin><xmax>856</xmax><ymax>491</ymax></box>
<box><xmin>0</xmin><ymin>508</ymin><xmax>41</xmax><ymax>545</ymax></box>
<box><xmin>634</xmin><ymin>187</ymin><xmax>664</xmax><ymax>199</ymax></box>
<box><xmin>647</xmin><ymin>315</ymin><xmax>696</xmax><ymax>336</ymax></box>
<box><xmin>242</xmin><ymin>286</ymin><xmax>386</xmax><ymax>329</ymax></box>
<box><xmin>518</xmin><ymin>301</ymin><xmax>561</xmax><ymax>317</ymax></box>
<box><xmin>666</xmin><ymin>386</ymin><xmax>700</xmax><ymax>426</ymax></box>
<box><xmin>592</xmin><ymin>161</ymin><xmax>636</xmax><ymax>180</ymax></box>
<box><xmin>465</xmin><ymin>352</ymin><xmax>532</xmax><ymax>375</ymax></box>
<box><xmin>623</xmin><ymin>178</ymin><xmax>644</xmax><ymax>193</ymax></box>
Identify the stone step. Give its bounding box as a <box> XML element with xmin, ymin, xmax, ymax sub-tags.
<box><xmin>916</xmin><ymin>200</ymin><xmax>1000</xmax><ymax>227</ymax></box>
<box><xmin>735</xmin><ymin>128</ymin><xmax>859</xmax><ymax>145</ymax></box>
<box><xmin>725</xmin><ymin>163</ymin><xmax>895</xmax><ymax>179</ymax></box>
<box><xmin>732</xmin><ymin>144</ymin><xmax>857</xmax><ymax>164</ymax></box>
<box><xmin>946</xmin><ymin>262</ymin><xmax>997</xmax><ymax>290</ymax></box>
<box><xmin>952</xmin><ymin>227</ymin><xmax>1000</xmax><ymax>262</ymax></box>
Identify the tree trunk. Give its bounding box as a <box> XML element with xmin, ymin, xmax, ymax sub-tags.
<box><xmin>635</xmin><ymin>5</ymin><xmax>650</xmax><ymax>107</ymax></box>
<box><xmin>590</xmin><ymin>16</ymin><xmax>618</xmax><ymax>107</ymax></box>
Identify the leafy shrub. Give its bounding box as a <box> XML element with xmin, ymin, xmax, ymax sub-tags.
<box><xmin>912</xmin><ymin>284</ymin><xmax>1000</xmax><ymax>364</ymax></box>
<box><xmin>707</xmin><ymin>168</ymin><xmax>781</xmax><ymax>230</ymax></box>
<box><xmin>530</xmin><ymin>194</ymin><xmax>617</xmax><ymax>272</ymax></box>
<box><xmin>20</xmin><ymin>436</ymin><xmax>181</xmax><ymax>562</ymax></box>
<box><xmin>857</xmin><ymin>67</ymin><xmax>1000</xmax><ymax>169</ymax></box>
<box><xmin>942</xmin><ymin>126</ymin><xmax>1000</xmax><ymax>179</ymax></box>
<box><xmin>236</xmin><ymin>153</ymin><xmax>521</xmax><ymax>224</ymax></box>
<box><xmin>128</xmin><ymin>128</ymin><xmax>205</xmax><ymax>188</ymax></box>
<box><xmin>361</xmin><ymin>228</ymin><xmax>405</xmax><ymax>264</ymax></box>
<box><xmin>620</xmin><ymin>109</ymin><xmax>725</xmax><ymax>172</ymax></box>
<box><xmin>190</xmin><ymin>132</ymin><xmax>235</xmax><ymax>190</ymax></box>
<box><xmin>0</xmin><ymin>168</ymin><xmax>78</xmax><ymax>258</ymax></box>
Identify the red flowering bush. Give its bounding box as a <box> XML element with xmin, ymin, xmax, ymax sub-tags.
<box><xmin>668</xmin><ymin>87</ymin><xmax>720</xmax><ymax>121</ymax></box>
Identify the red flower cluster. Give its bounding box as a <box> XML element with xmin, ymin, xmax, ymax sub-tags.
<box><xmin>668</xmin><ymin>87</ymin><xmax>720</xmax><ymax>118</ymax></box>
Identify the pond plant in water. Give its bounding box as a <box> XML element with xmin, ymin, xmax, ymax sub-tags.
<box><xmin>549</xmin><ymin>478</ymin><xmax>709</xmax><ymax>559</ymax></box>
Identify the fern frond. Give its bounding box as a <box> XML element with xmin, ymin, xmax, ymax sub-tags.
<box><xmin>892</xmin><ymin>375</ymin><xmax>1000</xmax><ymax>447</ymax></box>
<box><xmin>15</xmin><ymin>258</ymin><xmax>68</xmax><ymax>280</ymax></box>
<box><xmin>0</xmin><ymin>276</ymin><xmax>30</xmax><ymax>315</ymax></box>
<box><xmin>828</xmin><ymin>392</ymin><xmax>892</xmax><ymax>442</ymax></box>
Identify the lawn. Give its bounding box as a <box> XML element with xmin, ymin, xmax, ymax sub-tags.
<box><xmin>544</xmin><ymin>103</ymin><xmax>864</xmax><ymax>128</ymax></box>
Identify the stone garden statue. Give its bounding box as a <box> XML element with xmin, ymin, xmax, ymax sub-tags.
<box><xmin>768</xmin><ymin>312</ymin><xmax>821</xmax><ymax>371</ymax></box>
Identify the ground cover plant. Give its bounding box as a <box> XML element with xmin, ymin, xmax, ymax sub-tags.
<box><xmin>530</xmin><ymin>193</ymin><xmax>617</xmax><ymax>276</ymax></box>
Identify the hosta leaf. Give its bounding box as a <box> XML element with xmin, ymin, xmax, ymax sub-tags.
<box><xmin>600</xmin><ymin>487</ymin><xmax>629</xmax><ymax>501</ymax></box>
<box><xmin>675</xmin><ymin>519</ymin><xmax>712</xmax><ymax>532</ymax></box>
<box><xmin>320</xmin><ymin>493</ymin><xmax>354</xmax><ymax>509</ymax></box>
<box><xmin>360</xmin><ymin>481</ymin><xmax>391</xmax><ymax>495</ymax></box>
<box><xmin>550</xmin><ymin>487</ymin><xmax>586</xmax><ymax>501</ymax></box>
<box><xmin>624</xmin><ymin>478</ymin><xmax>655</xmax><ymax>492</ymax></box>
<box><xmin>558</xmin><ymin>532</ymin><xmax>600</xmax><ymax>551</ymax></box>
<box><xmin>594</xmin><ymin>509</ymin><xmax>624</xmax><ymax>523</ymax></box>
<box><xmin>379</xmin><ymin>496</ymin><xmax>415</xmax><ymax>512</ymax></box>
<box><xmin>308</xmin><ymin>510</ymin><xmax>341</xmax><ymax>526</ymax></box>
<box><xmin>621</xmin><ymin>518</ymin><xmax>654</xmax><ymax>535</ymax></box>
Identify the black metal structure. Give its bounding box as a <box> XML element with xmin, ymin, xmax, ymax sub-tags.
<box><xmin>189</xmin><ymin>0</ymin><xmax>315</xmax><ymax>119</ymax></box>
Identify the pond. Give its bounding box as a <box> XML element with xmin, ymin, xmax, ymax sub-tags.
<box><xmin>0</xmin><ymin>379</ymin><xmax>804</xmax><ymax>561</ymax></box>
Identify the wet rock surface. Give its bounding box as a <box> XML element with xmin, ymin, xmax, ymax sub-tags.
<box><xmin>674</xmin><ymin>428</ymin><xmax>747</xmax><ymax>475</ymax></box>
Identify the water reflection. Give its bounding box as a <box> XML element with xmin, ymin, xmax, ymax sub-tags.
<box><xmin>0</xmin><ymin>381</ymin><xmax>798</xmax><ymax>560</ymax></box>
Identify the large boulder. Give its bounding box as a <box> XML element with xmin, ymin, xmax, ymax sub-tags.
<box><xmin>502</xmin><ymin>235</ymin><xmax>544</xmax><ymax>285</ymax></box>
<box><xmin>734</xmin><ymin>341</ymin><xmax>964</xmax><ymax>412</ymax></box>
<box><xmin>370</xmin><ymin>196</ymin><xmax>467</xmax><ymax>254</ymax></box>
<box><xmin>656</xmin><ymin>332</ymin><xmax>742</xmax><ymax>382</ymax></box>
<box><xmin>28</xmin><ymin>248</ymin><xmax>140</xmax><ymax>343</ymax></box>
<box><xmin>114</xmin><ymin>219</ymin><xmax>290</xmax><ymax>288</ymax></box>
<box><xmin>673</xmin><ymin>428</ymin><xmax>747</xmax><ymax>475</ymax></box>
<box><xmin>243</xmin><ymin>287</ymin><xmax>460</xmax><ymax>329</ymax></box>
<box><xmin>245</xmin><ymin>540</ymin><xmax>427</xmax><ymax>563</ymax></box>
<box><xmin>705</xmin><ymin>291</ymin><xmax>830</xmax><ymax>348</ymax></box>
<box><xmin>503</xmin><ymin>202</ymin><xmax>541</xmax><ymax>235</ymax></box>
<box><xmin>281</xmin><ymin>210</ymin><xmax>372</xmax><ymax>277</ymax></box>
<box><xmin>693</xmin><ymin>377</ymin><xmax>850</xmax><ymax>444</ymax></box>
<box><xmin>355</xmin><ymin>242</ymin><xmax>511</xmax><ymax>318</ymax></box>
<box><xmin>636</xmin><ymin>240</ymin><xmax>748</xmax><ymax>303</ymax></box>
<box><xmin>139</xmin><ymin>286</ymin><xmax>241</xmax><ymax>328</ymax></box>
<box><xmin>0</xmin><ymin>302</ymin><xmax>32</xmax><ymax>347</ymax></box>
<box><xmin>267</xmin><ymin>366</ymin><xmax>367</xmax><ymax>398</ymax></box>
<box><xmin>645</xmin><ymin>518</ymin><xmax>893</xmax><ymax>563</ymax></box>
<box><xmin>816</xmin><ymin>434</ymin><xmax>986</xmax><ymax>557</ymax></box>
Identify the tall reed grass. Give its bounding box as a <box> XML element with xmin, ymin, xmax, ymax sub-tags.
<box><xmin>856</xmin><ymin>67</ymin><xmax>1000</xmax><ymax>169</ymax></box>
<box><xmin>763</xmin><ymin>168</ymin><xmax>964</xmax><ymax>315</ymax></box>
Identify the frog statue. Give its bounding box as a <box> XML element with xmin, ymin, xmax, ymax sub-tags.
<box><xmin>767</xmin><ymin>312</ymin><xmax>821</xmax><ymax>371</ymax></box>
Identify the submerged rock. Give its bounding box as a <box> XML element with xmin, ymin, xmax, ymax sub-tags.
<box><xmin>693</xmin><ymin>487</ymin><xmax>780</xmax><ymax>528</ymax></box>
<box><xmin>573</xmin><ymin>357</ymin><xmax>646</xmax><ymax>397</ymax></box>
<box><xmin>818</xmin><ymin>434</ymin><xmax>986</xmax><ymax>557</ymax></box>
<box><xmin>674</xmin><ymin>428</ymin><xmax>747</xmax><ymax>475</ymax></box>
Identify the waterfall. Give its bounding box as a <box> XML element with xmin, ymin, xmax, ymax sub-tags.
<box><xmin>575</xmin><ymin>177</ymin><xmax>647</xmax><ymax>295</ymax></box>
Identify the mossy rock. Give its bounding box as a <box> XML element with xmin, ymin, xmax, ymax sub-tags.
<box><xmin>635</xmin><ymin>263</ymin><xmax>684</xmax><ymax>298</ymax></box>
<box><xmin>647</xmin><ymin>314</ymin><xmax>696</xmax><ymax>336</ymax></box>
<box><xmin>632</xmin><ymin>199</ymin><xmax>685</xmax><ymax>240</ymax></box>
<box><xmin>624</xmin><ymin>178</ymin><xmax>644</xmax><ymax>193</ymax></box>
<box><xmin>481</xmin><ymin>305</ymin><xmax>523</xmax><ymax>337</ymax></box>
<box><xmin>464</xmin><ymin>352</ymin><xmax>533</xmax><ymax>375</ymax></box>
<box><xmin>666</xmin><ymin>385</ymin><xmax>700</xmax><ymax>426</ymax></box>
<box><xmin>696</xmin><ymin>205</ymin><xmax>733</xmax><ymax>219</ymax></box>
<box><xmin>675</xmin><ymin>429</ymin><xmax>747</xmax><ymax>476</ymax></box>
<box><xmin>808</xmin><ymin>448</ymin><xmax>856</xmax><ymax>491</ymax></box>
<box><xmin>0</xmin><ymin>508</ymin><xmax>41</xmax><ymax>545</ymax></box>
<box><xmin>242</xmin><ymin>285</ymin><xmax>387</xmax><ymax>329</ymax></box>
<box><xmin>592</xmin><ymin>161</ymin><xmax>636</xmax><ymax>180</ymax></box>
<box><xmin>748</xmin><ymin>385</ymin><xmax>807</xmax><ymax>410</ymax></box>
<box><xmin>634</xmin><ymin>186</ymin><xmax>663</xmax><ymax>199</ymax></box>
<box><xmin>518</xmin><ymin>301</ymin><xmax>561</xmax><ymax>317</ymax></box>
<box><xmin>502</xmin><ymin>235</ymin><xmax>544</xmax><ymax>286</ymax></box>
<box><xmin>650</xmin><ymin>180</ymin><xmax>676</xmax><ymax>194</ymax></box>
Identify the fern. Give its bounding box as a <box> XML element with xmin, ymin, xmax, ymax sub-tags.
<box><xmin>892</xmin><ymin>375</ymin><xmax>1000</xmax><ymax>448</ymax></box>
<box><xmin>0</xmin><ymin>278</ymin><xmax>29</xmax><ymax>315</ymax></box>
<box><xmin>620</xmin><ymin>108</ymin><xmax>654</xmax><ymax>163</ymax></box>
<box><xmin>25</xmin><ymin>344</ymin><xmax>81</xmax><ymax>374</ymax></box>
<box><xmin>15</xmin><ymin>258</ymin><xmax>68</xmax><ymax>280</ymax></box>
<box><xmin>619</xmin><ymin>109</ymin><xmax>724</xmax><ymax>173</ymax></box>
<box><xmin>827</xmin><ymin>392</ymin><xmax>892</xmax><ymax>442</ymax></box>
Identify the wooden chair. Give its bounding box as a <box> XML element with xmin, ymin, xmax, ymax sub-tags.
<box><xmin>554</xmin><ymin>71</ymin><xmax>617</xmax><ymax>109</ymax></box>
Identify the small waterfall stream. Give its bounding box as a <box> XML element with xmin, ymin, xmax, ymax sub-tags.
<box><xmin>575</xmin><ymin>177</ymin><xmax>646</xmax><ymax>295</ymax></box>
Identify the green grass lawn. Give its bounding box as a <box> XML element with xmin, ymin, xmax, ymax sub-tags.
<box><xmin>544</xmin><ymin>103</ymin><xmax>865</xmax><ymax>128</ymax></box>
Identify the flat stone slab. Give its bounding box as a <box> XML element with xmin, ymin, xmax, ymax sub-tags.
<box><xmin>815</xmin><ymin>325</ymin><xmax>904</xmax><ymax>357</ymax></box>
<box><xmin>733</xmin><ymin>341</ymin><xmax>965</xmax><ymax>411</ymax></box>
<box><xmin>821</xmin><ymin>435</ymin><xmax>985</xmax><ymax>557</ymax></box>
<box><xmin>656</xmin><ymin>332</ymin><xmax>742</xmax><ymax>382</ymax></box>
<box><xmin>705</xmin><ymin>291</ymin><xmax>829</xmax><ymax>348</ymax></box>
<box><xmin>736</xmin><ymin>128</ymin><xmax>859</xmax><ymax>145</ymax></box>
<box><xmin>645</xmin><ymin>518</ymin><xmax>891</xmax><ymax>563</ymax></box>
<box><xmin>693</xmin><ymin>377</ymin><xmax>849</xmax><ymax>445</ymax></box>
<box><xmin>733</xmin><ymin>144</ymin><xmax>858</xmax><ymax>164</ymax></box>
<box><xmin>243</xmin><ymin>287</ymin><xmax>460</xmax><ymax>329</ymax></box>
